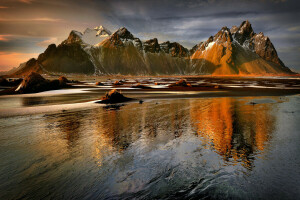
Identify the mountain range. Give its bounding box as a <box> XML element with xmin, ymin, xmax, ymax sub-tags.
<box><xmin>11</xmin><ymin>20</ymin><xmax>293</xmax><ymax>76</ymax></box>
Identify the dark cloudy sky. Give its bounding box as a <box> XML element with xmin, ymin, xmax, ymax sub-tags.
<box><xmin>0</xmin><ymin>0</ymin><xmax>299</xmax><ymax>72</ymax></box>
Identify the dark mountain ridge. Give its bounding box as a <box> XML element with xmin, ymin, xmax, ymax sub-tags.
<box><xmin>11</xmin><ymin>20</ymin><xmax>293</xmax><ymax>76</ymax></box>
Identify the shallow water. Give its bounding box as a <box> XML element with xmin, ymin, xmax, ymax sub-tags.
<box><xmin>0</xmin><ymin>94</ymin><xmax>300</xmax><ymax>199</ymax></box>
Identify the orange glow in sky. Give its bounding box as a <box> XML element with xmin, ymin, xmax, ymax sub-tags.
<box><xmin>0</xmin><ymin>52</ymin><xmax>38</xmax><ymax>71</ymax></box>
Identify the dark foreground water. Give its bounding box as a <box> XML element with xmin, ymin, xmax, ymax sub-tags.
<box><xmin>0</xmin><ymin>95</ymin><xmax>300</xmax><ymax>199</ymax></box>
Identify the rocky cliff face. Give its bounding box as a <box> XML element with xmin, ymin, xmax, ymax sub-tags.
<box><xmin>230</xmin><ymin>20</ymin><xmax>289</xmax><ymax>71</ymax></box>
<box><xmin>37</xmin><ymin>43</ymin><xmax>95</xmax><ymax>74</ymax></box>
<box><xmin>90</xmin><ymin>27</ymin><xmax>190</xmax><ymax>75</ymax></box>
<box><xmin>250</xmin><ymin>32</ymin><xmax>285</xmax><ymax>66</ymax></box>
<box><xmin>189</xmin><ymin>20</ymin><xmax>292</xmax><ymax>75</ymax></box>
<box><xmin>62</xmin><ymin>31</ymin><xmax>83</xmax><ymax>45</ymax></box>
<box><xmin>233</xmin><ymin>20</ymin><xmax>255</xmax><ymax>45</ymax></box>
<box><xmin>63</xmin><ymin>26</ymin><xmax>111</xmax><ymax>46</ymax></box>
<box><xmin>160</xmin><ymin>41</ymin><xmax>189</xmax><ymax>57</ymax></box>
<box><xmin>14</xmin><ymin>21</ymin><xmax>293</xmax><ymax>76</ymax></box>
<box><xmin>143</xmin><ymin>38</ymin><xmax>160</xmax><ymax>53</ymax></box>
<box><xmin>191</xmin><ymin>27</ymin><xmax>236</xmax><ymax>74</ymax></box>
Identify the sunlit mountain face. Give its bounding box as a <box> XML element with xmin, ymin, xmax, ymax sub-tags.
<box><xmin>8</xmin><ymin>21</ymin><xmax>293</xmax><ymax>76</ymax></box>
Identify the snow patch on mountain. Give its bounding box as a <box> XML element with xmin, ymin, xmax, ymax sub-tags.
<box><xmin>76</xmin><ymin>26</ymin><xmax>111</xmax><ymax>45</ymax></box>
<box><xmin>206</xmin><ymin>41</ymin><xmax>215</xmax><ymax>50</ymax></box>
<box><xmin>94</xmin><ymin>25</ymin><xmax>111</xmax><ymax>36</ymax></box>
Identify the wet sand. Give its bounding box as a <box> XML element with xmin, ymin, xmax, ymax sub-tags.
<box><xmin>0</xmin><ymin>75</ymin><xmax>300</xmax><ymax>199</ymax></box>
<box><xmin>0</xmin><ymin>94</ymin><xmax>300</xmax><ymax>199</ymax></box>
<box><xmin>0</xmin><ymin>76</ymin><xmax>299</xmax><ymax>118</ymax></box>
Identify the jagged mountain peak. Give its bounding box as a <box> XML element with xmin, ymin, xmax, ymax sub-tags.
<box><xmin>62</xmin><ymin>30</ymin><xmax>83</xmax><ymax>45</ymax></box>
<box><xmin>234</xmin><ymin>20</ymin><xmax>255</xmax><ymax>45</ymax></box>
<box><xmin>93</xmin><ymin>25</ymin><xmax>112</xmax><ymax>36</ymax></box>
<box><xmin>214</xmin><ymin>26</ymin><xmax>233</xmax><ymax>43</ymax></box>
<box><xmin>255</xmin><ymin>32</ymin><xmax>265</xmax><ymax>38</ymax></box>
<box><xmin>230</xmin><ymin>26</ymin><xmax>239</xmax><ymax>34</ymax></box>
<box><xmin>143</xmin><ymin>38</ymin><xmax>160</xmax><ymax>53</ymax></box>
<box><xmin>143</xmin><ymin>38</ymin><xmax>159</xmax><ymax>45</ymax></box>
<box><xmin>98</xmin><ymin>27</ymin><xmax>136</xmax><ymax>47</ymax></box>
<box><xmin>94</xmin><ymin>25</ymin><xmax>106</xmax><ymax>31</ymax></box>
<box><xmin>161</xmin><ymin>40</ymin><xmax>170</xmax><ymax>44</ymax></box>
<box><xmin>238</xmin><ymin>20</ymin><xmax>254</xmax><ymax>33</ymax></box>
<box><xmin>160</xmin><ymin>41</ymin><xmax>189</xmax><ymax>57</ymax></box>
<box><xmin>71</xmin><ymin>30</ymin><xmax>82</xmax><ymax>36</ymax></box>
<box><xmin>83</xmin><ymin>25</ymin><xmax>111</xmax><ymax>36</ymax></box>
<box><xmin>14</xmin><ymin>20</ymin><xmax>293</xmax><ymax>76</ymax></box>
<box><xmin>250</xmin><ymin>31</ymin><xmax>286</xmax><ymax>67</ymax></box>
<box><xmin>114</xmin><ymin>27</ymin><xmax>135</xmax><ymax>40</ymax></box>
<box><xmin>230</xmin><ymin>22</ymin><xmax>288</xmax><ymax>68</ymax></box>
<box><xmin>63</xmin><ymin>25</ymin><xmax>112</xmax><ymax>46</ymax></box>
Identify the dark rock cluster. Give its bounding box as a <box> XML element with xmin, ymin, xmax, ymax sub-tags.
<box><xmin>15</xmin><ymin>72</ymin><xmax>70</xmax><ymax>94</ymax></box>
<box><xmin>0</xmin><ymin>78</ymin><xmax>22</xmax><ymax>87</ymax></box>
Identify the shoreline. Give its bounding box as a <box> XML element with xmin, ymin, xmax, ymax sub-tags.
<box><xmin>0</xmin><ymin>89</ymin><xmax>298</xmax><ymax>118</ymax></box>
<box><xmin>2</xmin><ymin>73</ymin><xmax>300</xmax><ymax>80</ymax></box>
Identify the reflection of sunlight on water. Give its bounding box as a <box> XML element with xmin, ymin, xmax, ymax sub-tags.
<box><xmin>189</xmin><ymin>97</ymin><xmax>276</xmax><ymax>169</ymax></box>
<box><xmin>0</xmin><ymin>96</ymin><xmax>288</xmax><ymax>199</ymax></box>
<box><xmin>31</xmin><ymin>96</ymin><xmax>279</xmax><ymax>172</ymax></box>
<box><xmin>145</xmin><ymin>91</ymin><xmax>220</xmax><ymax>94</ymax></box>
<box><xmin>77</xmin><ymin>97</ymin><xmax>279</xmax><ymax>170</ymax></box>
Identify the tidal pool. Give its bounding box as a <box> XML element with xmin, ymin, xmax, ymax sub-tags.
<box><xmin>0</xmin><ymin>95</ymin><xmax>299</xmax><ymax>199</ymax></box>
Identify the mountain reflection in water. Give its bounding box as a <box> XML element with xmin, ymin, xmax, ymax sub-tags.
<box><xmin>190</xmin><ymin>98</ymin><xmax>275</xmax><ymax>169</ymax></box>
<box><xmin>1</xmin><ymin>96</ymin><xmax>299</xmax><ymax>199</ymax></box>
<box><xmin>83</xmin><ymin>97</ymin><xmax>276</xmax><ymax>170</ymax></box>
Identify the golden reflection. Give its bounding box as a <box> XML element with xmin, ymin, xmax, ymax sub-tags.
<box><xmin>91</xmin><ymin>104</ymin><xmax>145</xmax><ymax>166</ymax></box>
<box><xmin>190</xmin><ymin>97</ymin><xmax>276</xmax><ymax>169</ymax></box>
<box><xmin>42</xmin><ymin>111</ymin><xmax>87</xmax><ymax>148</ymax></box>
<box><xmin>90</xmin><ymin>97</ymin><xmax>276</xmax><ymax>169</ymax></box>
<box><xmin>39</xmin><ymin>97</ymin><xmax>278</xmax><ymax>169</ymax></box>
<box><xmin>91</xmin><ymin>101</ymin><xmax>190</xmax><ymax>166</ymax></box>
